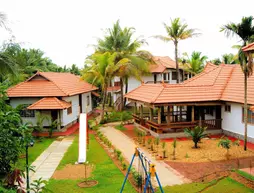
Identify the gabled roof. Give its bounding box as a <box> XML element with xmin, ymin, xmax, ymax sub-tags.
<box><xmin>7</xmin><ymin>72</ymin><xmax>97</xmax><ymax>97</ymax></box>
<box><xmin>242</xmin><ymin>42</ymin><xmax>254</xmax><ymax>52</ymax></box>
<box><xmin>125</xmin><ymin>64</ymin><xmax>254</xmax><ymax>105</ymax></box>
<box><xmin>149</xmin><ymin>56</ymin><xmax>179</xmax><ymax>73</ymax></box>
<box><xmin>27</xmin><ymin>97</ymin><xmax>71</xmax><ymax>110</ymax></box>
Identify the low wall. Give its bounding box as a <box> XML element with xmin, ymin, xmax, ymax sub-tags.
<box><xmin>223</xmin><ymin>130</ymin><xmax>254</xmax><ymax>143</ymax></box>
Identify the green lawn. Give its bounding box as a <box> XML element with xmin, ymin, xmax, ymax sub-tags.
<box><xmin>45</xmin><ymin>135</ymin><xmax>136</xmax><ymax>193</ymax></box>
<box><xmin>236</xmin><ymin>170</ymin><xmax>254</xmax><ymax>181</ymax></box>
<box><xmin>161</xmin><ymin>177</ymin><xmax>254</xmax><ymax>193</ymax></box>
<box><xmin>16</xmin><ymin>137</ymin><xmax>55</xmax><ymax>169</ymax></box>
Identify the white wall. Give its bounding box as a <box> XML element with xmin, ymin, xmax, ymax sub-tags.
<box><xmin>62</xmin><ymin>95</ymin><xmax>79</xmax><ymax>126</ymax></box>
<box><xmin>10</xmin><ymin>97</ymin><xmax>41</xmax><ymax>126</ymax></box>
<box><xmin>222</xmin><ymin>102</ymin><xmax>254</xmax><ymax>139</ymax></box>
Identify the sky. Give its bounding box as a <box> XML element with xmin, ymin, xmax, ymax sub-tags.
<box><xmin>0</xmin><ymin>0</ymin><xmax>253</xmax><ymax>68</ymax></box>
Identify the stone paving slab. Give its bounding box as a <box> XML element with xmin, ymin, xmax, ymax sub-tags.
<box><xmin>100</xmin><ymin>126</ymin><xmax>188</xmax><ymax>186</ymax></box>
<box><xmin>23</xmin><ymin>136</ymin><xmax>74</xmax><ymax>189</ymax></box>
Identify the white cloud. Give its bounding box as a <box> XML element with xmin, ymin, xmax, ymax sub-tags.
<box><xmin>0</xmin><ymin>0</ymin><xmax>253</xmax><ymax>67</ymax></box>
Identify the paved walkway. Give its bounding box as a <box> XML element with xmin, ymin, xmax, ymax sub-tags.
<box><xmin>100</xmin><ymin>126</ymin><xmax>187</xmax><ymax>186</ymax></box>
<box><xmin>24</xmin><ymin>136</ymin><xmax>74</xmax><ymax>187</ymax></box>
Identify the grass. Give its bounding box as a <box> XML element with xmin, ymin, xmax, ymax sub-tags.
<box><xmin>115</xmin><ymin>124</ymin><xmax>127</xmax><ymax>131</ymax></box>
<box><xmin>45</xmin><ymin>134</ymin><xmax>136</xmax><ymax>193</ymax></box>
<box><xmin>236</xmin><ymin>170</ymin><xmax>254</xmax><ymax>181</ymax></box>
<box><xmin>160</xmin><ymin>177</ymin><xmax>254</xmax><ymax>193</ymax></box>
<box><xmin>16</xmin><ymin>137</ymin><xmax>55</xmax><ymax>169</ymax></box>
<box><xmin>202</xmin><ymin>177</ymin><xmax>254</xmax><ymax>193</ymax></box>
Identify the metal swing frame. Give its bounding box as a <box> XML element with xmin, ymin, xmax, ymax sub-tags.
<box><xmin>120</xmin><ymin>147</ymin><xmax>164</xmax><ymax>193</ymax></box>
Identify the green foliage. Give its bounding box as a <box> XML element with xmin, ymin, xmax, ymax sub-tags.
<box><xmin>218</xmin><ymin>137</ymin><xmax>240</xmax><ymax>157</ymax></box>
<box><xmin>34</xmin><ymin>112</ymin><xmax>51</xmax><ymax>133</ymax></box>
<box><xmin>184</xmin><ymin>126</ymin><xmax>207</xmax><ymax>148</ymax></box>
<box><xmin>236</xmin><ymin>170</ymin><xmax>254</xmax><ymax>181</ymax></box>
<box><xmin>105</xmin><ymin>111</ymin><xmax>132</xmax><ymax>123</ymax></box>
<box><xmin>131</xmin><ymin>168</ymin><xmax>142</xmax><ymax>187</ymax></box>
<box><xmin>185</xmin><ymin>153</ymin><xmax>190</xmax><ymax>158</ymax></box>
<box><xmin>147</xmin><ymin>138</ymin><xmax>152</xmax><ymax>149</ymax></box>
<box><xmin>179</xmin><ymin>51</ymin><xmax>208</xmax><ymax>74</ymax></box>
<box><xmin>0</xmin><ymin>85</ymin><xmax>33</xmax><ymax>174</ymax></box>
<box><xmin>122</xmin><ymin>162</ymin><xmax>127</xmax><ymax>171</ymax></box>
<box><xmin>30</xmin><ymin>177</ymin><xmax>51</xmax><ymax>193</ymax></box>
<box><xmin>172</xmin><ymin>138</ymin><xmax>177</xmax><ymax>160</ymax></box>
<box><xmin>0</xmin><ymin>186</ymin><xmax>16</xmax><ymax>193</ymax></box>
<box><xmin>115</xmin><ymin>124</ymin><xmax>127</xmax><ymax>131</ymax></box>
<box><xmin>162</xmin><ymin>141</ymin><xmax>166</xmax><ymax>158</ymax></box>
<box><xmin>116</xmin><ymin>149</ymin><xmax>122</xmax><ymax>159</ymax></box>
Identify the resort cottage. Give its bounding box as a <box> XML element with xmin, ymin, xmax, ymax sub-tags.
<box><xmin>107</xmin><ymin>56</ymin><xmax>192</xmax><ymax>109</ymax></box>
<box><xmin>125</xmin><ymin>63</ymin><xmax>254</xmax><ymax>142</ymax></box>
<box><xmin>7</xmin><ymin>72</ymin><xmax>97</xmax><ymax>131</ymax></box>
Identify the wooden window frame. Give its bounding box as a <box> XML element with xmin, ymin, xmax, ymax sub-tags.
<box><xmin>242</xmin><ymin>107</ymin><xmax>254</xmax><ymax>124</ymax></box>
<box><xmin>67</xmin><ymin>102</ymin><xmax>72</xmax><ymax>115</ymax></box>
<box><xmin>172</xmin><ymin>71</ymin><xmax>177</xmax><ymax>80</ymax></box>
<box><xmin>225</xmin><ymin>105</ymin><xmax>231</xmax><ymax>113</ymax></box>
<box><xmin>87</xmin><ymin>95</ymin><xmax>90</xmax><ymax>106</ymax></box>
<box><xmin>20</xmin><ymin>104</ymin><xmax>35</xmax><ymax>117</ymax></box>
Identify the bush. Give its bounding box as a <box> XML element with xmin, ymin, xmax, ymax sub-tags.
<box><xmin>115</xmin><ymin>124</ymin><xmax>127</xmax><ymax>131</ymax></box>
<box><xmin>122</xmin><ymin>162</ymin><xmax>127</xmax><ymax>170</ymax></box>
<box><xmin>116</xmin><ymin>150</ymin><xmax>122</xmax><ymax>159</ymax></box>
<box><xmin>104</xmin><ymin>111</ymin><xmax>132</xmax><ymax>123</ymax></box>
<box><xmin>131</xmin><ymin>169</ymin><xmax>142</xmax><ymax>187</ymax></box>
<box><xmin>172</xmin><ymin>138</ymin><xmax>177</xmax><ymax>160</ymax></box>
<box><xmin>184</xmin><ymin>126</ymin><xmax>207</xmax><ymax>148</ymax></box>
<box><xmin>218</xmin><ymin>137</ymin><xmax>239</xmax><ymax>158</ymax></box>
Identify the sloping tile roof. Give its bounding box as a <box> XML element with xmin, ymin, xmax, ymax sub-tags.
<box><xmin>149</xmin><ymin>56</ymin><xmax>180</xmax><ymax>73</ymax></box>
<box><xmin>125</xmin><ymin>64</ymin><xmax>254</xmax><ymax>105</ymax></box>
<box><xmin>27</xmin><ymin>97</ymin><xmax>71</xmax><ymax>110</ymax></box>
<box><xmin>242</xmin><ymin>42</ymin><xmax>254</xmax><ymax>52</ymax></box>
<box><xmin>7</xmin><ymin>72</ymin><xmax>97</xmax><ymax>97</ymax></box>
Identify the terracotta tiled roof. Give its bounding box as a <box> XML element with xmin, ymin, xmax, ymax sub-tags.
<box><xmin>242</xmin><ymin>42</ymin><xmax>254</xmax><ymax>52</ymax></box>
<box><xmin>27</xmin><ymin>97</ymin><xmax>71</xmax><ymax>110</ymax></box>
<box><xmin>125</xmin><ymin>64</ymin><xmax>254</xmax><ymax>105</ymax></box>
<box><xmin>92</xmin><ymin>91</ymin><xmax>100</xmax><ymax>97</ymax></box>
<box><xmin>7</xmin><ymin>72</ymin><xmax>97</xmax><ymax>97</ymax></box>
<box><xmin>107</xmin><ymin>86</ymin><xmax>121</xmax><ymax>92</ymax></box>
<box><xmin>250</xmin><ymin>106</ymin><xmax>254</xmax><ymax>112</ymax></box>
<box><xmin>149</xmin><ymin>56</ymin><xmax>180</xmax><ymax>73</ymax></box>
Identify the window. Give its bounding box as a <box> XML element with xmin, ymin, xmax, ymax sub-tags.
<box><xmin>67</xmin><ymin>102</ymin><xmax>72</xmax><ymax>114</ymax></box>
<box><xmin>163</xmin><ymin>73</ymin><xmax>167</xmax><ymax>80</ymax></box>
<box><xmin>172</xmin><ymin>72</ymin><xmax>177</xmax><ymax>80</ymax></box>
<box><xmin>20</xmin><ymin>104</ymin><xmax>35</xmax><ymax>117</ymax></box>
<box><xmin>225</xmin><ymin>105</ymin><xmax>231</xmax><ymax>112</ymax></box>
<box><xmin>87</xmin><ymin>96</ymin><xmax>90</xmax><ymax>106</ymax></box>
<box><xmin>242</xmin><ymin>108</ymin><xmax>254</xmax><ymax>124</ymax></box>
<box><xmin>153</xmin><ymin>74</ymin><xmax>157</xmax><ymax>83</ymax></box>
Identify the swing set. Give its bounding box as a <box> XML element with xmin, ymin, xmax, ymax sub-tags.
<box><xmin>120</xmin><ymin>147</ymin><xmax>164</xmax><ymax>193</ymax></box>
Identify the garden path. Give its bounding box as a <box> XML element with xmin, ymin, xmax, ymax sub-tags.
<box><xmin>23</xmin><ymin>136</ymin><xmax>74</xmax><ymax>188</ymax></box>
<box><xmin>100</xmin><ymin>126</ymin><xmax>188</xmax><ymax>187</ymax></box>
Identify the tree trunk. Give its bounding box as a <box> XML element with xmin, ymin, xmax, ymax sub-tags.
<box><xmin>244</xmin><ymin>70</ymin><xmax>248</xmax><ymax>151</ymax></box>
<box><xmin>174</xmin><ymin>41</ymin><xmax>180</xmax><ymax>83</ymax></box>
<box><xmin>100</xmin><ymin>87</ymin><xmax>107</xmax><ymax>123</ymax></box>
<box><xmin>124</xmin><ymin>77</ymin><xmax>128</xmax><ymax>106</ymax></box>
<box><xmin>120</xmin><ymin>77</ymin><xmax>124</xmax><ymax>111</ymax></box>
<box><xmin>194</xmin><ymin>142</ymin><xmax>198</xmax><ymax>148</ymax></box>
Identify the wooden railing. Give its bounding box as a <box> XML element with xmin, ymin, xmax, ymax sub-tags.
<box><xmin>133</xmin><ymin>113</ymin><xmax>222</xmax><ymax>133</ymax></box>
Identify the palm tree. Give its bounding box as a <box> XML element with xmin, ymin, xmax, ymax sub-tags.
<box><xmin>96</xmin><ymin>20</ymin><xmax>151</xmax><ymax>110</ymax></box>
<box><xmin>222</xmin><ymin>53</ymin><xmax>238</xmax><ymax>64</ymax></box>
<box><xmin>153</xmin><ymin>18</ymin><xmax>200</xmax><ymax>83</ymax></box>
<box><xmin>179</xmin><ymin>51</ymin><xmax>207</xmax><ymax>75</ymax></box>
<box><xmin>221</xmin><ymin>16</ymin><xmax>254</xmax><ymax>150</ymax></box>
<box><xmin>82</xmin><ymin>52</ymin><xmax>129</xmax><ymax>122</ymax></box>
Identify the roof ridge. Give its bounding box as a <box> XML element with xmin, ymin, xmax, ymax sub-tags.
<box><xmin>152</xmin><ymin>85</ymin><xmax>165</xmax><ymax>103</ymax></box>
<box><xmin>219</xmin><ymin>65</ymin><xmax>237</xmax><ymax>99</ymax></box>
<box><xmin>39</xmin><ymin>72</ymin><xmax>68</xmax><ymax>96</ymax></box>
<box><xmin>54</xmin><ymin>97</ymin><xmax>65</xmax><ymax>108</ymax></box>
<box><xmin>182</xmin><ymin>64</ymin><xmax>220</xmax><ymax>85</ymax></box>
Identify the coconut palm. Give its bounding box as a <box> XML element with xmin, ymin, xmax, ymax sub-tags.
<box><xmin>222</xmin><ymin>53</ymin><xmax>239</xmax><ymax>64</ymax></box>
<box><xmin>179</xmin><ymin>51</ymin><xmax>207</xmax><ymax>75</ymax></box>
<box><xmin>153</xmin><ymin>18</ymin><xmax>200</xmax><ymax>83</ymax></box>
<box><xmin>221</xmin><ymin>16</ymin><xmax>254</xmax><ymax>150</ymax></box>
<box><xmin>96</xmin><ymin>20</ymin><xmax>151</xmax><ymax>110</ymax></box>
<box><xmin>82</xmin><ymin>52</ymin><xmax>129</xmax><ymax>122</ymax></box>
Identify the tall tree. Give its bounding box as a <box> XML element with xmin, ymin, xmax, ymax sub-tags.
<box><xmin>221</xmin><ymin>16</ymin><xmax>254</xmax><ymax>150</ymax></box>
<box><xmin>96</xmin><ymin>20</ymin><xmax>151</xmax><ymax>110</ymax></box>
<box><xmin>179</xmin><ymin>51</ymin><xmax>207</xmax><ymax>75</ymax></box>
<box><xmin>221</xmin><ymin>53</ymin><xmax>239</xmax><ymax>64</ymax></box>
<box><xmin>153</xmin><ymin>18</ymin><xmax>200</xmax><ymax>83</ymax></box>
<box><xmin>82</xmin><ymin>52</ymin><xmax>128</xmax><ymax>122</ymax></box>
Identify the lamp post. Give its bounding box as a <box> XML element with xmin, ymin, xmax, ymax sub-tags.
<box><xmin>26</xmin><ymin>140</ymin><xmax>34</xmax><ymax>193</ymax></box>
